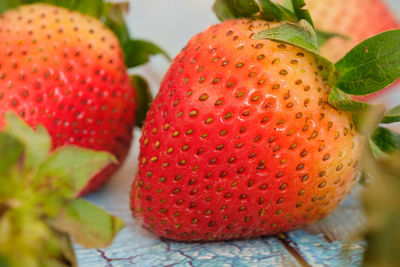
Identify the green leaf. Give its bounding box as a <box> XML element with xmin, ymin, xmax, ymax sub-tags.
<box><xmin>51</xmin><ymin>0</ymin><xmax>77</xmax><ymax>9</ymax></box>
<box><xmin>123</xmin><ymin>39</ymin><xmax>171</xmax><ymax>68</ymax></box>
<box><xmin>382</xmin><ymin>105</ymin><xmax>400</xmax><ymax>124</ymax></box>
<box><xmin>335</xmin><ymin>30</ymin><xmax>400</xmax><ymax>95</ymax></box>
<box><xmin>281</xmin><ymin>0</ymin><xmax>294</xmax><ymax>12</ymax></box>
<box><xmin>212</xmin><ymin>0</ymin><xmax>260</xmax><ymax>21</ymax></box>
<box><xmin>0</xmin><ymin>0</ymin><xmax>20</xmax><ymax>13</ymax></box>
<box><xmin>291</xmin><ymin>0</ymin><xmax>314</xmax><ymax>27</ymax></box>
<box><xmin>4</xmin><ymin>113</ymin><xmax>51</xmax><ymax>169</ymax></box>
<box><xmin>28</xmin><ymin>0</ymin><xmax>77</xmax><ymax>9</ymax></box>
<box><xmin>254</xmin><ymin>21</ymin><xmax>318</xmax><ymax>53</ymax></box>
<box><xmin>102</xmin><ymin>3</ymin><xmax>170</xmax><ymax>67</ymax></box>
<box><xmin>371</xmin><ymin>127</ymin><xmax>400</xmax><ymax>154</ymax></box>
<box><xmin>74</xmin><ymin>0</ymin><xmax>103</xmax><ymax>18</ymax></box>
<box><xmin>52</xmin><ymin>199</ymin><xmax>124</xmax><ymax>248</ymax></box>
<box><xmin>328</xmin><ymin>87</ymin><xmax>371</xmax><ymax>112</ymax></box>
<box><xmin>212</xmin><ymin>0</ymin><xmax>236</xmax><ymax>20</ymax></box>
<box><xmin>212</xmin><ymin>0</ymin><xmax>298</xmax><ymax>22</ymax></box>
<box><xmin>0</xmin><ymin>0</ymin><xmax>79</xmax><ymax>12</ymax></box>
<box><xmin>103</xmin><ymin>2</ymin><xmax>130</xmax><ymax>44</ymax></box>
<box><xmin>35</xmin><ymin>146</ymin><xmax>117</xmax><ymax>197</ymax></box>
<box><xmin>368</xmin><ymin>139</ymin><xmax>388</xmax><ymax>160</ymax></box>
<box><xmin>253</xmin><ymin>21</ymin><xmax>335</xmax><ymax>79</ymax></box>
<box><xmin>258</xmin><ymin>0</ymin><xmax>297</xmax><ymax>23</ymax></box>
<box><xmin>316</xmin><ymin>30</ymin><xmax>350</xmax><ymax>47</ymax></box>
<box><xmin>131</xmin><ymin>75</ymin><xmax>153</xmax><ymax>128</ymax></box>
<box><xmin>328</xmin><ymin>87</ymin><xmax>385</xmax><ymax>132</ymax></box>
<box><xmin>229</xmin><ymin>0</ymin><xmax>259</xmax><ymax>18</ymax></box>
<box><xmin>0</xmin><ymin>133</ymin><xmax>23</xmax><ymax>176</ymax></box>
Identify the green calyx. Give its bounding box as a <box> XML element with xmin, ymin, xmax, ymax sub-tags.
<box><xmin>0</xmin><ymin>113</ymin><xmax>124</xmax><ymax>267</ymax></box>
<box><xmin>213</xmin><ymin>0</ymin><xmax>309</xmax><ymax>24</ymax></box>
<box><xmin>0</xmin><ymin>0</ymin><xmax>170</xmax><ymax>128</ymax></box>
<box><xmin>213</xmin><ymin>0</ymin><xmax>348</xmax><ymax>46</ymax></box>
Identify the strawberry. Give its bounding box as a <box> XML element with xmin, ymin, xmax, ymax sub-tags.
<box><xmin>0</xmin><ymin>3</ymin><xmax>137</xmax><ymax>195</ymax></box>
<box><xmin>130</xmin><ymin>19</ymin><xmax>363</xmax><ymax>241</ymax></box>
<box><xmin>306</xmin><ymin>0</ymin><xmax>399</xmax><ymax>62</ymax></box>
<box><xmin>130</xmin><ymin>0</ymin><xmax>400</xmax><ymax>241</ymax></box>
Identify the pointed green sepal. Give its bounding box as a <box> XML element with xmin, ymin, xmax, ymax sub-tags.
<box><xmin>74</xmin><ymin>0</ymin><xmax>103</xmax><ymax>18</ymax></box>
<box><xmin>212</xmin><ymin>0</ymin><xmax>260</xmax><ymax>21</ymax></box>
<box><xmin>4</xmin><ymin>112</ymin><xmax>51</xmax><ymax>170</ymax></box>
<box><xmin>123</xmin><ymin>39</ymin><xmax>171</xmax><ymax>68</ymax></box>
<box><xmin>213</xmin><ymin>0</ymin><xmax>303</xmax><ymax>23</ymax></box>
<box><xmin>371</xmin><ymin>127</ymin><xmax>400</xmax><ymax>154</ymax></box>
<box><xmin>131</xmin><ymin>75</ymin><xmax>153</xmax><ymax>128</ymax></box>
<box><xmin>253</xmin><ymin>21</ymin><xmax>335</xmax><ymax>80</ymax></box>
<box><xmin>35</xmin><ymin>146</ymin><xmax>117</xmax><ymax>197</ymax></box>
<box><xmin>381</xmin><ymin>105</ymin><xmax>400</xmax><ymax>124</ymax></box>
<box><xmin>0</xmin><ymin>114</ymin><xmax>123</xmax><ymax>266</ymax></box>
<box><xmin>51</xmin><ymin>199</ymin><xmax>124</xmax><ymax>248</ymax></box>
<box><xmin>102</xmin><ymin>2</ymin><xmax>170</xmax><ymax>67</ymax></box>
<box><xmin>213</xmin><ymin>0</ymin><xmax>236</xmax><ymax>20</ymax></box>
<box><xmin>257</xmin><ymin>0</ymin><xmax>297</xmax><ymax>23</ymax></box>
<box><xmin>291</xmin><ymin>0</ymin><xmax>314</xmax><ymax>27</ymax></box>
<box><xmin>328</xmin><ymin>87</ymin><xmax>385</xmax><ymax>133</ymax></box>
<box><xmin>328</xmin><ymin>87</ymin><xmax>371</xmax><ymax>112</ymax></box>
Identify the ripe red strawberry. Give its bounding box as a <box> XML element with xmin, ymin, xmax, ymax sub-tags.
<box><xmin>0</xmin><ymin>4</ymin><xmax>136</xmax><ymax>195</ymax></box>
<box><xmin>307</xmin><ymin>0</ymin><xmax>399</xmax><ymax>62</ymax></box>
<box><xmin>131</xmin><ymin>19</ymin><xmax>363</xmax><ymax>241</ymax></box>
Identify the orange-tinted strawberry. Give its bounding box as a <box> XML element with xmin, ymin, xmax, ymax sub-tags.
<box><xmin>131</xmin><ymin>19</ymin><xmax>363</xmax><ymax>241</ymax></box>
<box><xmin>0</xmin><ymin>4</ymin><xmax>136</xmax><ymax>195</ymax></box>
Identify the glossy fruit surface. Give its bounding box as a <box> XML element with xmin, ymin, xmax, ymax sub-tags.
<box><xmin>0</xmin><ymin>4</ymin><xmax>137</xmax><ymax>195</ymax></box>
<box><xmin>131</xmin><ymin>19</ymin><xmax>362</xmax><ymax>241</ymax></box>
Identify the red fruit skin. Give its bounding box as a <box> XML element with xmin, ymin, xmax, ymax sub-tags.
<box><xmin>306</xmin><ymin>0</ymin><xmax>400</xmax><ymax>101</ymax></box>
<box><xmin>131</xmin><ymin>20</ymin><xmax>363</xmax><ymax>241</ymax></box>
<box><xmin>0</xmin><ymin>4</ymin><xmax>137</xmax><ymax>195</ymax></box>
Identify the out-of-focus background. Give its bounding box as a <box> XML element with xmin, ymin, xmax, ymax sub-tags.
<box><xmin>127</xmin><ymin>0</ymin><xmax>219</xmax><ymax>94</ymax></box>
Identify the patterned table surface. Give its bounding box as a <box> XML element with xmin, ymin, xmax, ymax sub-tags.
<box><xmin>75</xmin><ymin>0</ymin><xmax>400</xmax><ymax>266</ymax></box>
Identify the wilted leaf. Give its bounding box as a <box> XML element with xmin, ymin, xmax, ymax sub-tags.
<box><xmin>4</xmin><ymin>113</ymin><xmax>51</xmax><ymax>170</ymax></box>
<box><xmin>52</xmin><ymin>199</ymin><xmax>124</xmax><ymax>248</ymax></box>
<box><xmin>35</xmin><ymin>146</ymin><xmax>117</xmax><ymax>197</ymax></box>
